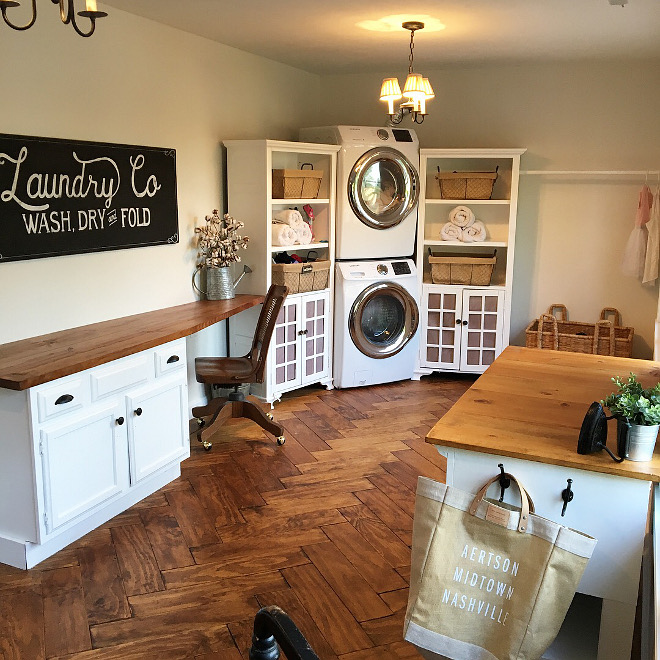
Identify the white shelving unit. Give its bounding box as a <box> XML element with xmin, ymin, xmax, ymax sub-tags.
<box><xmin>415</xmin><ymin>148</ymin><xmax>526</xmax><ymax>377</ymax></box>
<box><xmin>224</xmin><ymin>139</ymin><xmax>340</xmax><ymax>403</ymax></box>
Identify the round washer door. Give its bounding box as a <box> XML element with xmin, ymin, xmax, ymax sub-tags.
<box><xmin>349</xmin><ymin>282</ymin><xmax>419</xmax><ymax>359</ymax></box>
<box><xmin>348</xmin><ymin>147</ymin><xmax>419</xmax><ymax>230</ymax></box>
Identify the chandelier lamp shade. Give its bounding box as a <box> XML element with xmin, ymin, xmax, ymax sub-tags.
<box><xmin>380</xmin><ymin>21</ymin><xmax>434</xmax><ymax>124</ymax></box>
<box><xmin>0</xmin><ymin>0</ymin><xmax>107</xmax><ymax>37</ymax></box>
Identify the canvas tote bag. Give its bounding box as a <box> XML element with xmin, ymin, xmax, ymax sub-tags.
<box><xmin>404</xmin><ymin>474</ymin><xmax>597</xmax><ymax>660</ymax></box>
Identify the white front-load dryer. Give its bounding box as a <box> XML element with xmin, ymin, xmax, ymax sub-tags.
<box><xmin>299</xmin><ymin>126</ymin><xmax>420</xmax><ymax>260</ymax></box>
<box><xmin>334</xmin><ymin>259</ymin><xmax>420</xmax><ymax>388</ymax></box>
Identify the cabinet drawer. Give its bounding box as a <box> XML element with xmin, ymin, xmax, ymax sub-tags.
<box><xmin>91</xmin><ymin>355</ymin><xmax>149</xmax><ymax>400</ymax></box>
<box><xmin>154</xmin><ymin>340</ymin><xmax>186</xmax><ymax>378</ymax></box>
<box><xmin>35</xmin><ymin>376</ymin><xmax>87</xmax><ymax>423</ymax></box>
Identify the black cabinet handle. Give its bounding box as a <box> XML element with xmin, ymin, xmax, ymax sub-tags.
<box><xmin>134</xmin><ymin>407</ymin><xmax>143</xmax><ymax>416</ymax></box>
<box><xmin>166</xmin><ymin>355</ymin><xmax>180</xmax><ymax>364</ymax></box>
<box><xmin>455</xmin><ymin>319</ymin><xmax>461</xmax><ymax>325</ymax></box>
<box><xmin>462</xmin><ymin>320</ymin><xmax>468</xmax><ymax>326</ymax></box>
<box><xmin>116</xmin><ymin>416</ymin><xmax>125</xmax><ymax>426</ymax></box>
<box><xmin>55</xmin><ymin>394</ymin><xmax>74</xmax><ymax>405</ymax></box>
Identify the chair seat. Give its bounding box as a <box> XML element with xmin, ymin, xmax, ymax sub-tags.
<box><xmin>195</xmin><ymin>356</ymin><xmax>255</xmax><ymax>385</ymax></box>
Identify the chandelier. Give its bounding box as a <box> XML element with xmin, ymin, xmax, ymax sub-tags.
<box><xmin>0</xmin><ymin>0</ymin><xmax>107</xmax><ymax>37</ymax></box>
<box><xmin>380</xmin><ymin>21</ymin><xmax>434</xmax><ymax>125</ymax></box>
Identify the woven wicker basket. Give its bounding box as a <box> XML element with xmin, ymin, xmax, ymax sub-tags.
<box><xmin>272</xmin><ymin>260</ymin><xmax>330</xmax><ymax>294</ymax></box>
<box><xmin>428</xmin><ymin>251</ymin><xmax>496</xmax><ymax>286</ymax></box>
<box><xmin>525</xmin><ymin>304</ymin><xmax>634</xmax><ymax>358</ymax></box>
<box><xmin>272</xmin><ymin>163</ymin><xmax>323</xmax><ymax>199</ymax></box>
<box><xmin>435</xmin><ymin>167</ymin><xmax>499</xmax><ymax>200</ymax></box>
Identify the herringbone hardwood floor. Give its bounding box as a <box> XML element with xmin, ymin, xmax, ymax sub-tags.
<box><xmin>0</xmin><ymin>374</ymin><xmax>475</xmax><ymax>660</ymax></box>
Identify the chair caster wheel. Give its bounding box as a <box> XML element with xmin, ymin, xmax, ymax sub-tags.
<box><xmin>276</xmin><ymin>436</ymin><xmax>286</xmax><ymax>446</ymax></box>
<box><xmin>196</xmin><ymin>417</ymin><xmax>206</xmax><ymax>428</ymax></box>
<box><xmin>203</xmin><ymin>441</ymin><xmax>212</xmax><ymax>451</ymax></box>
<box><xmin>266</xmin><ymin>412</ymin><xmax>274</xmax><ymax>421</ymax></box>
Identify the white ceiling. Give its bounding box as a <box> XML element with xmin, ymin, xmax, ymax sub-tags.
<box><xmin>102</xmin><ymin>0</ymin><xmax>660</xmax><ymax>74</ymax></box>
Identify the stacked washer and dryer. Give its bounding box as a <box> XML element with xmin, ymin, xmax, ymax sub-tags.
<box><xmin>299</xmin><ymin>126</ymin><xmax>421</xmax><ymax>389</ymax></box>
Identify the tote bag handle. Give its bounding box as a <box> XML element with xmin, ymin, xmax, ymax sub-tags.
<box><xmin>468</xmin><ymin>472</ymin><xmax>534</xmax><ymax>533</ymax></box>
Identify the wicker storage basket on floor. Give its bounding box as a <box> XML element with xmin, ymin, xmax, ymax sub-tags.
<box><xmin>428</xmin><ymin>251</ymin><xmax>496</xmax><ymax>286</ymax></box>
<box><xmin>272</xmin><ymin>260</ymin><xmax>330</xmax><ymax>294</ymax></box>
<box><xmin>525</xmin><ymin>304</ymin><xmax>634</xmax><ymax>357</ymax></box>
<box><xmin>435</xmin><ymin>167</ymin><xmax>499</xmax><ymax>200</ymax></box>
<box><xmin>272</xmin><ymin>163</ymin><xmax>323</xmax><ymax>199</ymax></box>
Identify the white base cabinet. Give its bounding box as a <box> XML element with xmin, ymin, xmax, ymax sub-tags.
<box><xmin>417</xmin><ymin>285</ymin><xmax>505</xmax><ymax>374</ymax></box>
<box><xmin>0</xmin><ymin>339</ymin><xmax>189</xmax><ymax>569</ymax></box>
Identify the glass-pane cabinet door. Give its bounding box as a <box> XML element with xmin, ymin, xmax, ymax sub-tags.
<box><xmin>272</xmin><ymin>298</ymin><xmax>301</xmax><ymax>390</ymax></box>
<box><xmin>301</xmin><ymin>290</ymin><xmax>330</xmax><ymax>385</ymax></box>
<box><xmin>421</xmin><ymin>286</ymin><xmax>462</xmax><ymax>371</ymax></box>
<box><xmin>460</xmin><ymin>290</ymin><xmax>504</xmax><ymax>372</ymax></box>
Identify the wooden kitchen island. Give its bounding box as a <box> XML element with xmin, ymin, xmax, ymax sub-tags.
<box><xmin>426</xmin><ymin>346</ymin><xmax>660</xmax><ymax>660</ymax></box>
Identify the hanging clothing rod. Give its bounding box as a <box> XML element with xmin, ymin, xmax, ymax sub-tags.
<box><xmin>521</xmin><ymin>170</ymin><xmax>660</xmax><ymax>176</ymax></box>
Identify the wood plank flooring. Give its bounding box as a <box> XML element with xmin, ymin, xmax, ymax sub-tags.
<box><xmin>0</xmin><ymin>375</ymin><xmax>475</xmax><ymax>660</ymax></box>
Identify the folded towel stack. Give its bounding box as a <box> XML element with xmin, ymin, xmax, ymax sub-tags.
<box><xmin>273</xmin><ymin>209</ymin><xmax>313</xmax><ymax>246</ymax></box>
<box><xmin>441</xmin><ymin>205</ymin><xmax>487</xmax><ymax>243</ymax></box>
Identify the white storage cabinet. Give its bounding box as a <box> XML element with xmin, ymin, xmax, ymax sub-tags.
<box><xmin>0</xmin><ymin>339</ymin><xmax>189</xmax><ymax>569</ymax></box>
<box><xmin>415</xmin><ymin>148</ymin><xmax>525</xmax><ymax>376</ymax></box>
<box><xmin>224</xmin><ymin>139</ymin><xmax>339</xmax><ymax>403</ymax></box>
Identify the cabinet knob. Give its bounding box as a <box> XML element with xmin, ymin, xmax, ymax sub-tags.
<box><xmin>55</xmin><ymin>394</ymin><xmax>74</xmax><ymax>405</ymax></box>
<box><xmin>462</xmin><ymin>320</ymin><xmax>468</xmax><ymax>326</ymax></box>
<box><xmin>298</xmin><ymin>329</ymin><xmax>308</xmax><ymax>336</ymax></box>
<box><xmin>134</xmin><ymin>407</ymin><xmax>143</xmax><ymax>416</ymax></box>
<box><xmin>116</xmin><ymin>416</ymin><xmax>125</xmax><ymax>426</ymax></box>
<box><xmin>455</xmin><ymin>319</ymin><xmax>461</xmax><ymax>325</ymax></box>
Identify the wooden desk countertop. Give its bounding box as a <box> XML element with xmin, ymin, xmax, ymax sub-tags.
<box><xmin>426</xmin><ymin>346</ymin><xmax>660</xmax><ymax>482</ymax></box>
<box><xmin>0</xmin><ymin>295</ymin><xmax>264</xmax><ymax>391</ymax></box>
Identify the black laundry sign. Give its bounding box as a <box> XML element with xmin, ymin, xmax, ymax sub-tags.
<box><xmin>0</xmin><ymin>133</ymin><xmax>178</xmax><ymax>263</ymax></box>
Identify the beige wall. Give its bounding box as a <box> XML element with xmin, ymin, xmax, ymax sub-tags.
<box><xmin>318</xmin><ymin>60</ymin><xmax>660</xmax><ymax>358</ymax></box>
<box><xmin>0</xmin><ymin>9</ymin><xmax>319</xmax><ymax>404</ymax></box>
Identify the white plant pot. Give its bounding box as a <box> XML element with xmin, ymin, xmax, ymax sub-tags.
<box><xmin>626</xmin><ymin>423</ymin><xmax>659</xmax><ymax>462</ymax></box>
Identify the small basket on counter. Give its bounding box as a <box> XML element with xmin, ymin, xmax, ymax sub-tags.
<box><xmin>272</xmin><ymin>163</ymin><xmax>323</xmax><ymax>199</ymax></box>
<box><xmin>435</xmin><ymin>166</ymin><xmax>499</xmax><ymax>200</ymax></box>
<box><xmin>428</xmin><ymin>249</ymin><xmax>497</xmax><ymax>286</ymax></box>
<box><xmin>525</xmin><ymin>304</ymin><xmax>634</xmax><ymax>358</ymax></box>
<box><xmin>272</xmin><ymin>260</ymin><xmax>330</xmax><ymax>294</ymax></box>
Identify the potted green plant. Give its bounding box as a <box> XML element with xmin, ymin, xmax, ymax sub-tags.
<box><xmin>193</xmin><ymin>210</ymin><xmax>250</xmax><ymax>300</ymax></box>
<box><xmin>601</xmin><ymin>373</ymin><xmax>660</xmax><ymax>461</ymax></box>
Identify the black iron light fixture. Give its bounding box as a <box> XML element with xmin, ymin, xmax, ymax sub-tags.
<box><xmin>0</xmin><ymin>0</ymin><xmax>107</xmax><ymax>37</ymax></box>
<box><xmin>380</xmin><ymin>21</ymin><xmax>434</xmax><ymax>125</ymax></box>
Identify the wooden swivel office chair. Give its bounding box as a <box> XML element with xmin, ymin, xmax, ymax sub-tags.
<box><xmin>192</xmin><ymin>284</ymin><xmax>288</xmax><ymax>451</ymax></box>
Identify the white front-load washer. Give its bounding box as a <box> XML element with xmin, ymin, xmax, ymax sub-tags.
<box><xmin>334</xmin><ymin>259</ymin><xmax>420</xmax><ymax>388</ymax></box>
<box><xmin>299</xmin><ymin>126</ymin><xmax>420</xmax><ymax>260</ymax></box>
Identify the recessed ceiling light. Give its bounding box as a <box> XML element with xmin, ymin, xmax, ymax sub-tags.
<box><xmin>357</xmin><ymin>14</ymin><xmax>445</xmax><ymax>33</ymax></box>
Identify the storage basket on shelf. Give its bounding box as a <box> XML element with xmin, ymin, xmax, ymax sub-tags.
<box><xmin>272</xmin><ymin>163</ymin><xmax>323</xmax><ymax>199</ymax></box>
<box><xmin>435</xmin><ymin>166</ymin><xmax>499</xmax><ymax>200</ymax></box>
<box><xmin>428</xmin><ymin>250</ymin><xmax>496</xmax><ymax>286</ymax></box>
<box><xmin>271</xmin><ymin>260</ymin><xmax>330</xmax><ymax>294</ymax></box>
<box><xmin>525</xmin><ymin>304</ymin><xmax>634</xmax><ymax>358</ymax></box>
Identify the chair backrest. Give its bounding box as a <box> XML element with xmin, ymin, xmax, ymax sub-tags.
<box><xmin>248</xmin><ymin>284</ymin><xmax>288</xmax><ymax>382</ymax></box>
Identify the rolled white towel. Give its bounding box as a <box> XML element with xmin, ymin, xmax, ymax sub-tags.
<box><xmin>462</xmin><ymin>220</ymin><xmax>487</xmax><ymax>243</ymax></box>
<box><xmin>449</xmin><ymin>205</ymin><xmax>475</xmax><ymax>228</ymax></box>
<box><xmin>441</xmin><ymin>222</ymin><xmax>464</xmax><ymax>242</ymax></box>
<box><xmin>272</xmin><ymin>222</ymin><xmax>297</xmax><ymax>246</ymax></box>
<box><xmin>295</xmin><ymin>222</ymin><xmax>313</xmax><ymax>245</ymax></box>
<box><xmin>273</xmin><ymin>209</ymin><xmax>305</xmax><ymax>232</ymax></box>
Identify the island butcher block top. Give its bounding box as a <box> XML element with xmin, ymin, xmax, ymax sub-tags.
<box><xmin>0</xmin><ymin>295</ymin><xmax>264</xmax><ymax>391</ymax></box>
<box><xmin>426</xmin><ymin>345</ymin><xmax>660</xmax><ymax>482</ymax></box>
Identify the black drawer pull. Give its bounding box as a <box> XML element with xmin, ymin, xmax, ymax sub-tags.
<box><xmin>55</xmin><ymin>394</ymin><xmax>74</xmax><ymax>405</ymax></box>
<box><xmin>135</xmin><ymin>407</ymin><xmax>143</xmax><ymax>416</ymax></box>
<box><xmin>116</xmin><ymin>416</ymin><xmax>125</xmax><ymax>426</ymax></box>
<box><xmin>166</xmin><ymin>355</ymin><xmax>180</xmax><ymax>364</ymax></box>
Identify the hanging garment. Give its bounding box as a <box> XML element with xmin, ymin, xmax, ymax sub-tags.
<box><xmin>643</xmin><ymin>185</ymin><xmax>660</xmax><ymax>284</ymax></box>
<box><xmin>621</xmin><ymin>184</ymin><xmax>653</xmax><ymax>278</ymax></box>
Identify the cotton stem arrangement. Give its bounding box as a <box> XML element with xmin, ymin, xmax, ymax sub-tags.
<box><xmin>195</xmin><ymin>210</ymin><xmax>249</xmax><ymax>268</ymax></box>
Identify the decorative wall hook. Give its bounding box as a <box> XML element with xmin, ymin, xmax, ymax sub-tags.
<box><xmin>561</xmin><ymin>479</ymin><xmax>574</xmax><ymax>517</ymax></box>
<box><xmin>498</xmin><ymin>464</ymin><xmax>510</xmax><ymax>502</ymax></box>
